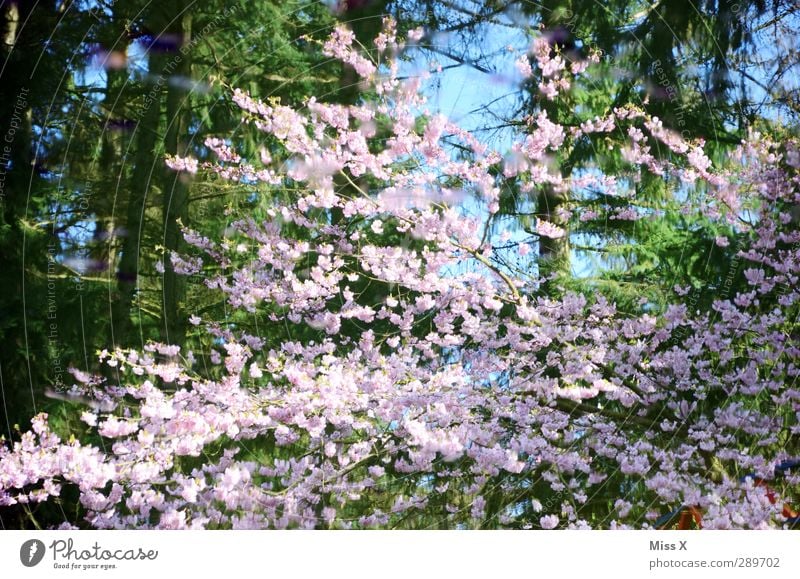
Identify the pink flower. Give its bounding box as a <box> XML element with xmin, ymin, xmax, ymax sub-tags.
<box><xmin>97</xmin><ymin>417</ymin><xmax>139</xmax><ymax>438</ymax></box>
<box><xmin>407</xmin><ymin>27</ymin><xmax>424</xmax><ymax>43</ymax></box>
<box><xmin>248</xmin><ymin>363</ymin><xmax>263</xmax><ymax>379</ymax></box>
<box><xmin>471</xmin><ymin>496</ymin><xmax>486</xmax><ymax>519</ymax></box>
<box><xmin>80</xmin><ymin>412</ymin><xmax>97</xmax><ymax>427</ymax></box>
<box><xmin>165</xmin><ymin>155</ymin><xmax>198</xmax><ymax>174</ymax></box>
<box><xmin>536</xmin><ymin>220</ymin><xmax>566</xmax><ymax>239</ymax></box>
<box><xmin>2</xmin><ymin>19</ymin><xmax>798</xmax><ymax>532</ymax></box>
<box><xmin>158</xmin><ymin>509</ymin><xmax>187</xmax><ymax>530</ymax></box>
<box><xmin>515</xmin><ymin>55</ymin><xmax>532</xmax><ymax>78</ymax></box>
<box><xmin>540</xmin><ymin>514</ymin><xmax>559</xmax><ymax>529</ymax></box>
<box><xmin>323</xmin><ymin>25</ymin><xmax>376</xmax><ymax>78</ymax></box>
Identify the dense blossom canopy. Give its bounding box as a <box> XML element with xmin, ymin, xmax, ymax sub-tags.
<box><xmin>1</xmin><ymin>19</ymin><xmax>799</xmax><ymax>530</ymax></box>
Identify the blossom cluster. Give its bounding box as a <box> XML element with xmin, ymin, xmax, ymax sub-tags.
<box><xmin>2</xmin><ymin>19</ymin><xmax>799</xmax><ymax>530</ymax></box>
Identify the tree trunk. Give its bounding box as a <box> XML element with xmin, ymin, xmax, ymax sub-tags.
<box><xmin>535</xmin><ymin>183</ymin><xmax>570</xmax><ymax>276</ymax></box>
<box><xmin>536</xmin><ymin>185</ymin><xmax>569</xmax><ymax>266</ymax></box>
<box><xmin>0</xmin><ymin>0</ymin><xmax>41</xmax><ymax>431</ymax></box>
<box><xmin>112</xmin><ymin>55</ymin><xmax>164</xmax><ymax>348</ymax></box>
<box><xmin>161</xmin><ymin>9</ymin><xmax>192</xmax><ymax>347</ymax></box>
<box><xmin>113</xmin><ymin>1</ymin><xmax>195</xmax><ymax>348</ymax></box>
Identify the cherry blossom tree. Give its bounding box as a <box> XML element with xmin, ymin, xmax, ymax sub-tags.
<box><xmin>1</xmin><ymin>19</ymin><xmax>799</xmax><ymax>530</ymax></box>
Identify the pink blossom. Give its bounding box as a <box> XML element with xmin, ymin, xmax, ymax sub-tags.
<box><xmin>0</xmin><ymin>20</ymin><xmax>798</xmax><ymax>532</ymax></box>
<box><xmin>540</xmin><ymin>514</ymin><xmax>559</xmax><ymax>529</ymax></box>
<box><xmin>536</xmin><ymin>220</ymin><xmax>566</xmax><ymax>239</ymax></box>
<box><xmin>515</xmin><ymin>55</ymin><xmax>532</xmax><ymax>78</ymax></box>
<box><xmin>98</xmin><ymin>417</ymin><xmax>139</xmax><ymax>438</ymax></box>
